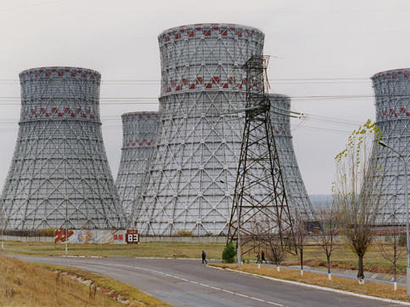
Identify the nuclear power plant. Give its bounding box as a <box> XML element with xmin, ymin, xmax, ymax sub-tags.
<box><xmin>130</xmin><ymin>23</ymin><xmax>316</xmax><ymax>236</ymax></box>
<box><xmin>370</xmin><ymin>68</ymin><xmax>410</xmax><ymax>224</ymax></box>
<box><xmin>116</xmin><ymin>111</ymin><xmax>159</xmax><ymax>216</ymax></box>
<box><xmin>269</xmin><ymin>93</ymin><xmax>316</xmax><ymax>221</ymax></box>
<box><xmin>1</xmin><ymin>67</ymin><xmax>124</xmax><ymax>230</ymax></box>
<box><xmin>0</xmin><ymin>24</ymin><xmax>317</xmax><ymax>235</ymax></box>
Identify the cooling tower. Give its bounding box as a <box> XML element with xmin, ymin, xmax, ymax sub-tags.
<box><xmin>1</xmin><ymin>66</ymin><xmax>124</xmax><ymax>230</ymax></box>
<box><xmin>133</xmin><ymin>23</ymin><xmax>265</xmax><ymax>236</ymax></box>
<box><xmin>116</xmin><ymin>111</ymin><xmax>159</xmax><ymax>216</ymax></box>
<box><xmin>370</xmin><ymin>68</ymin><xmax>410</xmax><ymax>224</ymax></box>
<box><xmin>269</xmin><ymin>93</ymin><xmax>316</xmax><ymax>222</ymax></box>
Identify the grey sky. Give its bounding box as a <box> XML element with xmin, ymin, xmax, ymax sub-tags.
<box><xmin>0</xmin><ymin>0</ymin><xmax>409</xmax><ymax>195</ymax></box>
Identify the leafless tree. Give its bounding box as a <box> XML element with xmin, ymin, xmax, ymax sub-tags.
<box><xmin>333</xmin><ymin>120</ymin><xmax>383</xmax><ymax>283</ymax></box>
<box><xmin>293</xmin><ymin>211</ymin><xmax>308</xmax><ymax>276</ymax></box>
<box><xmin>267</xmin><ymin>236</ymin><xmax>286</xmax><ymax>271</ymax></box>
<box><xmin>314</xmin><ymin>204</ymin><xmax>338</xmax><ymax>280</ymax></box>
<box><xmin>377</xmin><ymin>211</ymin><xmax>404</xmax><ymax>291</ymax></box>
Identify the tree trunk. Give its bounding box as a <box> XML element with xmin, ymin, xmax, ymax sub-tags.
<box><xmin>327</xmin><ymin>254</ymin><xmax>331</xmax><ymax>274</ymax></box>
<box><xmin>300</xmin><ymin>247</ymin><xmax>304</xmax><ymax>271</ymax></box>
<box><xmin>393</xmin><ymin>260</ymin><xmax>397</xmax><ymax>287</ymax></box>
<box><xmin>357</xmin><ymin>254</ymin><xmax>364</xmax><ymax>280</ymax></box>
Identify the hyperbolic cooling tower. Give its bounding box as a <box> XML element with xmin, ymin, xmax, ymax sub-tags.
<box><xmin>133</xmin><ymin>23</ymin><xmax>265</xmax><ymax>236</ymax></box>
<box><xmin>1</xmin><ymin>67</ymin><xmax>124</xmax><ymax>230</ymax></box>
<box><xmin>269</xmin><ymin>93</ymin><xmax>315</xmax><ymax>221</ymax></box>
<box><xmin>370</xmin><ymin>68</ymin><xmax>410</xmax><ymax>224</ymax></box>
<box><xmin>116</xmin><ymin>111</ymin><xmax>159</xmax><ymax>216</ymax></box>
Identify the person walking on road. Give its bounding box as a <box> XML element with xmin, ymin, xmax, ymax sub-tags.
<box><xmin>201</xmin><ymin>250</ymin><xmax>207</xmax><ymax>264</ymax></box>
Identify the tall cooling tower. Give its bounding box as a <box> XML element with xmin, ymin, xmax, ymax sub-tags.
<box><xmin>269</xmin><ymin>93</ymin><xmax>316</xmax><ymax>222</ymax></box>
<box><xmin>116</xmin><ymin>111</ymin><xmax>159</xmax><ymax>216</ymax></box>
<box><xmin>370</xmin><ymin>68</ymin><xmax>410</xmax><ymax>224</ymax></box>
<box><xmin>1</xmin><ymin>67</ymin><xmax>124</xmax><ymax>230</ymax></box>
<box><xmin>133</xmin><ymin>23</ymin><xmax>265</xmax><ymax>236</ymax></box>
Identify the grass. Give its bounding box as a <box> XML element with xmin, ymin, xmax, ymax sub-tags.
<box><xmin>212</xmin><ymin>263</ymin><xmax>410</xmax><ymax>302</ymax></box>
<box><xmin>0</xmin><ymin>253</ymin><xmax>128</xmax><ymax>306</ymax></box>
<box><xmin>0</xmin><ymin>252</ymin><xmax>171</xmax><ymax>306</ymax></box>
<box><xmin>35</xmin><ymin>263</ymin><xmax>172</xmax><ymax>307</ymax></box>
<box><xmin>2</xmin><ymin>240</ymin><xmax>226</xmax><ymax>260</ymax></box>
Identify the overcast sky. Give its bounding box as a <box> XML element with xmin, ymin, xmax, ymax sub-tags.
<box><xmin>0</xmin><ymin>0</ymin><xmax>409</xmax><ymax>195</ymax></box>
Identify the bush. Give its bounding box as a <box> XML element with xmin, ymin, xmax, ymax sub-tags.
<box><xmin>177</xmin><ymin>230</ymin><xmax>193</xmax><ymax>237</ymax></box>
<box><xmin>39</xmin><ymin>228</ymin><xmax>57</xmax><ymax>237</ymax></box>
<box><xmin>222</xmin><ymin>241</ymin><xmax>236</xmax><ymax>263</ymax></box>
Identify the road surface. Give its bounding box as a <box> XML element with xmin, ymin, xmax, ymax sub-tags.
<box><xmin>15</xmin><ymin>256</ymin><xmax>405</xmax><ymax>307</ymax></box>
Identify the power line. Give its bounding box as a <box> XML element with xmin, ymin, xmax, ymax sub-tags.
<box><xmin>0</xmin><ymin>77</ymin><xmax>373</xmax><ymax>85</ymax></box>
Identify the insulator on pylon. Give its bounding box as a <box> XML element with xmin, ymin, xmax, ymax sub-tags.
<box><xmin>370</xmin><ymin>68</ymin><xmax>410</xmax><ymax>224</ymax></box>
<box><xmin>132</xmin><ymin>23</ymin><xmax>265</xmax><ymax>236</ymax></box>
<box><xmin>1</xmin><ymin>66</ymin><xmax>124</xmax><ymax>230</ymax></box>
<box><xmin>269</xmin><ymin>93</ymin><xmax>316</xmax><ymax>223</ymax></box>
<box><xmin>116</xmin><ymin>111</ymin><xmax>159</xmax><ymax>217</ymax></box>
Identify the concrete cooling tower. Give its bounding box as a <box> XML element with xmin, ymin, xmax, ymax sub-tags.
<box><xmin>369</xmin><ymin>68</ymin><xmax>410</xmax><ymax>224</ymax></box>
<box><xmin>132</xmin><ymin>23</ymin><xmax>265</xmax><ymax>236</ymax></box>
<box><xmin>1</xmin><ymin>67</ymin><xmax>124</xmax><ymax>230</ymax></box>
<box><xmin>269</xmin><ymin>94</ymin><xmax>316</xmax><ymax>222</ymax></box>
<box><xmin>116</xmin><ymin>111</ymin><xmax>159</xmax><ymax>216</ymax></box>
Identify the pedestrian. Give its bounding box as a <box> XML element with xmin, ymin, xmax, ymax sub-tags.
<box><xmin>261</xmin><ymin>250</ymin><xmax>266</xmax><ymax>263</ymax></box>
<box><xmin>201</xmin><ymin>250</ymin><xmax>207</xmax><ymax>264</ymax></box>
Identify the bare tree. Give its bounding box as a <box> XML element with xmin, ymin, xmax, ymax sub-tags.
<box><xmin>333</xmin><ymin>120</ymin><xmax>383</xmax><ymax>284</ymax></box>
<box><xmin>268</xmin><ymin>237</ymin><xmax>286</xmax><ymax>271</ymax></box>
<box><xmin>293</xmin><ymin>211</ymin><xmax>308</xmax><ymax>276</ymax></box>
<box><xmin>314</xmin><ymin>204</ymin><xmax>338</xmax><ymax>280</ymax></box>
<box><xmin>377</xmin><ymin>211</ymin><xmax>404</xmax><ymax>291</ymax></box>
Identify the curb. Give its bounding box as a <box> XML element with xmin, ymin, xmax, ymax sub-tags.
<box><xmin>209</xmin><ymin>266</ymin><xmax>410</xmax><ymax>306</ymax></box>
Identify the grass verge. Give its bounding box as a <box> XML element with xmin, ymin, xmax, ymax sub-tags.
<box><xmin>0</xmin><ymin>253</ymin><xmax>126</xmax><ymax>306</ymax></box>
<box><xmin>0</xmin><ymin>252</ymin><xmax>171</xmax><ymax>306</ymax></box>
<box><xmin>211</xmin><ymin>263</ymin><xmax>410</xmax><ymax>303</ymax></box>
<box><xmin>34</xmin><ymin>262</ymin><xmax>172</xmax><ymax>307</ymax></box>
<box><xmin>2</xmin><ymin>241</ymin><xmax>226</xmax><ymax>260</ymax></box>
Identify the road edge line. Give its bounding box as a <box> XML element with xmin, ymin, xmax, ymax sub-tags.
<box><xmin>208</xmin><ymin>266</ymin><xmax>410</xmax><ymax>306</ymax></box>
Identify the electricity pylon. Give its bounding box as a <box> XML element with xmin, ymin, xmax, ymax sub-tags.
<box><xmin>227</xmin><ymin>55</ymin><xmax>295</xmax><ymax>265</ymax></box>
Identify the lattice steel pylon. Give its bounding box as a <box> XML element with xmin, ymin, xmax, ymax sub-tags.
<box><xmin>269</xmin><ymin>94</ymin><xmax>316</xmax><ymax>224</ymax></box>
<box><xmin>116</xmin><ymin>111</ymin><xmax>159</xmax><ymax>217</ymax></box>
<box><xmin>227</xmin><ymin>56</ymin><xmax>295</xmax><ymax>258</ymax></box>
<box><xmin>132</xmin><ymin>23</ymin><xmax>265</xmax><ymax>236</ymax></box>
<box><xmin>369</xmin><ymin>68</ymin><xmax>410</xmax><ymax>225</ymax></box>
<box><xmin>0</xmin><ymin>67</ymin><xmax>125</xmax><ymax>230</ymax></box>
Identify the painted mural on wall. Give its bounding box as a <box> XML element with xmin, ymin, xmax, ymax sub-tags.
<box><xmin>54</xmin><ymin>229</ymin><xmax>128</xmax><ymax>244</ymax></box>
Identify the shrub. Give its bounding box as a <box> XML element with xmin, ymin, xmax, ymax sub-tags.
<box><xmin>177</xmin><ymin>230</ymin><xmax>193</xmax><ymax>237</ymax></box>
<box><xmin>39</xmin><ymin>228</ymin><xmax>57</xmax><ymax>237</ymax></box>
<box><xmin>222</xmin><ymin>241</ymin><xmax>236</xmax><ymax>263</ymax></box>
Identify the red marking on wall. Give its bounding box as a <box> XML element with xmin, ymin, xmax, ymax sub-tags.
<box><xmin>54</xmin><ymin>229</ymin><xmax>74</xmax><ymax>243</ymax></box>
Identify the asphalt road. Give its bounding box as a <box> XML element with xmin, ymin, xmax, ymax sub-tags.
<box><xmin>15</xmin><ymin>256</ymin><xmax>405</xmax><ymax>307</ymax></box>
